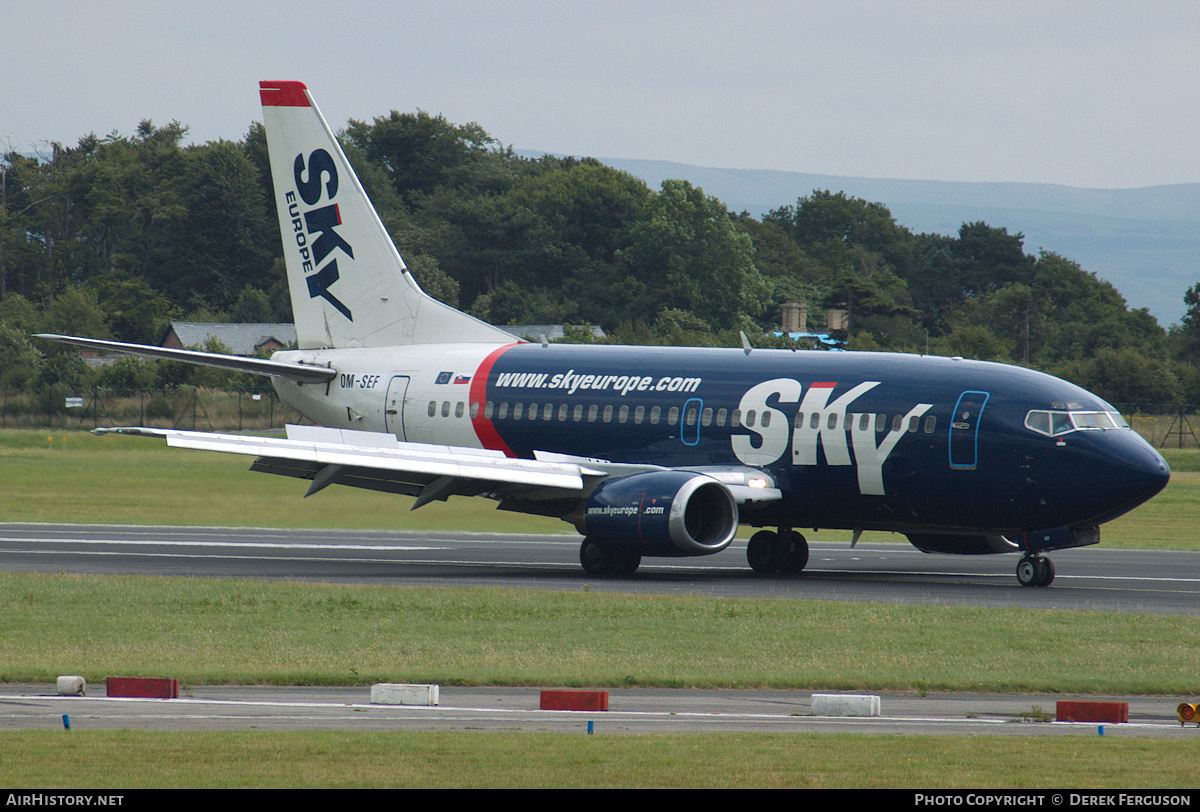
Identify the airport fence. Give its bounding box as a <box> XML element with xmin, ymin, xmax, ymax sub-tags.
<box><xmin>0</xmin><ymin>386</ymin><xmax>306</xmax><ymax>433</ymax></box>
<box><xmin>1</xmin><ymin>387</ymin><xmax>1197</xmax><ymax>449</ymax></box>
<box><xmin>1116</xmin><ymin>405</ymin><xmax>1200</xmax><ymax>450</ymax></box>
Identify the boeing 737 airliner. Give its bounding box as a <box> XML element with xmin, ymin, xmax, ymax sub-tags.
<box><xmin>39</xmin><ymin>81</ymin><xmax>1170</xmax><ymax>586</ymax></box>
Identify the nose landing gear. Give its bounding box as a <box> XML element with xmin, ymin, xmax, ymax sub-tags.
<box><xmin>1016</xmin><ymin>554</ymin><xmax>1056</xmax><ymax>587</ymax></box>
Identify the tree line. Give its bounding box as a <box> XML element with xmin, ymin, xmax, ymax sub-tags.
<box><xmin>3</xmin><ymin>109</ymin><xmax>1200</xmax><ymax>407</ymax></box>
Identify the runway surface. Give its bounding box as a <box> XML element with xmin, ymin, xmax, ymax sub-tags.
<box><xmin>1</xmin><ymin>522</ymin><xmax>1198</xmax><ymax>615</ymax></box>
<box><xmin>2</xmin><ymin>684</ymin><xmax>1197</xmax><ymax>738</ymax></box>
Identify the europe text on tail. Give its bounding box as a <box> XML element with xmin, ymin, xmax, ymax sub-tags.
<box><xmin>38</xmin><ymin>81</ymin><xmax>1170</xmax><ymax>584</ymax></box>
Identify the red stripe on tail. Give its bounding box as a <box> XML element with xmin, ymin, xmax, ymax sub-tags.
<box><xmin>259</xmin><ymin>81</ymin><xmax>311</xmax><ymax>107</ymax></box>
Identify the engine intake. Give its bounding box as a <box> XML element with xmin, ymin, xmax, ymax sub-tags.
<box><xmin>581</xmin><ymin>471</ymin><xmax>739</xmax><ymax>557</ymax></box>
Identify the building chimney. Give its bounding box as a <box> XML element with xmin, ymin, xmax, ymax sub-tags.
<box><xmin>781</xmin><ymin>301</ymin><xmax>808</xmax><ymax>334</ymax></box>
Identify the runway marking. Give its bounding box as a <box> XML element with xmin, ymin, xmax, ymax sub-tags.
<box><xmin>0</xmin><ymin>537</ymin><xmax>444</xmax><ymax>552</ymax></box>
<box><xmin>4</xmin><ymin>537</ymin><xmax>1200</xmax><ymax>587</ymax></box>
<box><xmin>0</xmin><ymin>694</ymin><xmax>1184</xmax><ymax>734</ymax></box>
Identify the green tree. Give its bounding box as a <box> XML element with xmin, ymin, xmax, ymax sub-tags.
<box><xmin>507</xmin><ymin>160</ymin><xmax>650</xmax><ymax>264</ymax></box>
<box><xmin>86</xmin><ymin>273</ymin><xmax>173</xmax><ymax>345</ymax></box>
<box><xmin>619</xmin><ymin>180</ymin><xmax>770</xmax><ymax>330</ymax></box>
<box><xmin>168</xmin><ymin>139</ymin><xmax>274</xmax><ymax>309</ymax></box>
<box><xmin>0</xmin><ymin>322</ymin><xmax>44</xmax><ymax>387</ymax></box>
<box><xmin>77</xmin><ymin>122</ymin><xmax>188</xmax><ymax>289</ymax></box>
<box><xmin>229</xmin><ymin>284</ymin><xmax>274</xmax><ymax>323</ymax></box>
<box><xmin>342</xmin><ymin>110</ymin><xmax>513</xmax><ymax>205</ymax></box>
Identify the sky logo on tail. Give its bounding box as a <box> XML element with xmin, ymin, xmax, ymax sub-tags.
<box><xmin>288</xmin><ymin>148</ymin><xmax>354</xmax><ymax>321</ymax></box>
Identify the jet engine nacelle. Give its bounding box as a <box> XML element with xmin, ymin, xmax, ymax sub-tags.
<box><xmin>581</xmin><ymin>471</ymin><xmax>739</xmax><ymax>557</ymax></box>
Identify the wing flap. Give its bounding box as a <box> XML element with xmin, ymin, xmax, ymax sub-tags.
<box><xmin>95</xmin><ymin>424</ymin><xmax>586</xmax><ymax>494</ymax></box>
<box><xmin>92</xmin><ymin>425</ymin><xmax>783</xmax><ymax>507</ymax></box>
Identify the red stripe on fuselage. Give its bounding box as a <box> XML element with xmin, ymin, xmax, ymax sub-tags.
<box><xmin>469</xmin><ymin>344</ymin><xmax>521</xmax><ymax>457</ymax></box>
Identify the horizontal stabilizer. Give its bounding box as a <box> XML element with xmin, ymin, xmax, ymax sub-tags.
<box><xmin>36</xmin><ymin>334</ymin><xmax>336</xmax><ymax>384</ymax></box>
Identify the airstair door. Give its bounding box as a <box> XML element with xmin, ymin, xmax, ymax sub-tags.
<box><xmin>384</xmin><ymin>376</ymin><xmax>410</xmax><ymax>440</ymax></box>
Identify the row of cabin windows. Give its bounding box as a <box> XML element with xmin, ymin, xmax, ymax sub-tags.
<box><xmin>426</xmin><ymin>399</ymin><xmax>937</xmax><ymax>434</ymax></box>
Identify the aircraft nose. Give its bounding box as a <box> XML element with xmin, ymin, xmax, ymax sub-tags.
<box><xmin>1087</xmin><ymin>430</ymin><xmax>1170</xmax><ymax>522</ymax></box>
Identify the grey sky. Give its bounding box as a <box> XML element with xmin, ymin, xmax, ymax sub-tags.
<box><xmin>4</xmin><ymin>1</ymin><xmax>1199</xmax><ymax>189</ymax></box>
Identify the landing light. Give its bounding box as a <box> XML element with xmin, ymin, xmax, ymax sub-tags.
<box><xmin>748</xmin><ymin>478</ymin><xmax>769</xmax><ymax>489</ymax></box>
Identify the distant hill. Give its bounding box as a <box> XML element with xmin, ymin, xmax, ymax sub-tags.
<box><xmin>521</xmin><ymin>152</ymin><xmax>1200</xmax><ymax>327</ymax></box>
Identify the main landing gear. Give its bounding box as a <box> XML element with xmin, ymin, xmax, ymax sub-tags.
<box><xmin>1016</xmin><ymin>554</ymin><xmax>1056</xmax><ymax>588</ymax></box>
<box><xmin>579</xmin><ymin>538</ymin><xmax>641</xmax><ymax>576</ymax></box>
<box><xmin>746</xmin><ymin>528</ymin><xmax>809</xmax><ymax>574</ymax></box>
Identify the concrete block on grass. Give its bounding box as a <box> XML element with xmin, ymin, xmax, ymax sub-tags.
<box><xmin>811</xmin><ymin>693</ymin><xmax>881</xmax><ymax>717</ymax></box>
<box><xmin>370</xmin><ymin>683</ymin><xmax>439</xmax><ymax>706</ymax></box>
<box><xmin>56</xmin><ymin>676</ymin><xmax>86</xmax><ymax>696</ymax></box>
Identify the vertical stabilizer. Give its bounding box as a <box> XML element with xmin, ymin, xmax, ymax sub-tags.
<box><xmin>259</xmin><ymin>81</ymin><xmax>516</xmax><ymax>349</ymax></box>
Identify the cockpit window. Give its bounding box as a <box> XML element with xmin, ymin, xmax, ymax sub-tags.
<box><xmin>1025</xmin><ymin>409</ymin><xmax>1128</xmax><ymax>437</ymax></box>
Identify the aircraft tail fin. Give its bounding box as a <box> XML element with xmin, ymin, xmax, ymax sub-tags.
<box><xmin>259</xmin><ymin>81</ymin><xmax>516</xmax><ymax>349</ymax></box>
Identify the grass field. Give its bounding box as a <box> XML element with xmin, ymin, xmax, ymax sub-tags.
<box><xmin>2</xmin><ymin>429</ymin><xmax>1198</xmax><ymax>788</ymax></box>
<box><xmin>2</xmin><ymin>731</ymin><xmax>1197</xmax><ymax>789</ymax></box>
<box><xmin>3</xmin><ymin>573</ymin><xmax>1199</xmax><ymax>693</ymax></box>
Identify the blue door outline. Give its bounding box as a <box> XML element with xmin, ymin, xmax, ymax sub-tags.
<box><xmin>949</xmin><ymin>390</ymin><xmax>989</xmax><ymax>470</ymax></box>
<box><xmin>681</xmin><ymin>398</ymin><xmax>703</xmax><ymax>446</ymax></box>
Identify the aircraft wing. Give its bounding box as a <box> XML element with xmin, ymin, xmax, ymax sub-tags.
<box><xmin>92</xmin><ymin>424</ymin><xmax>781</xmax><ymax>511</ymax></box>
<box><xmin>36</xmin><ymin>334</ymin><xmax>337</xmax><ymax>384</ymax></box>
